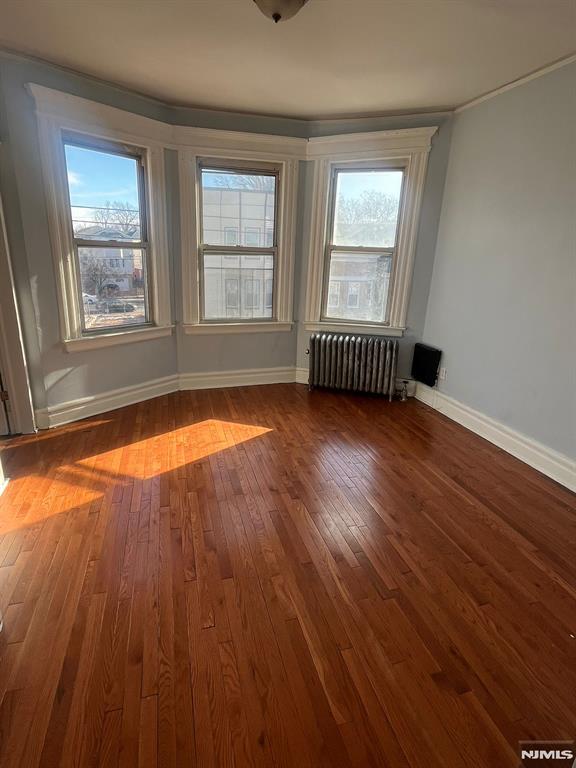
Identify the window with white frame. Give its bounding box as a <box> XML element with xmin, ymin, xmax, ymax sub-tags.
<box><xmin>199</xmin><ymin>163</ymin><xmax>278</xmax><ymax>322</ymax></box>
<box><xmin>30</xmin><ymin>84</ymin><xmax>172</xmax><ymax>350</ymax></box>
<box><xmin>304</xmin><ymin>127</ymin><xmax>436</xmax><ymax>333</ymax></box>
<box><xmin>63</xmin><ymin>137</ymin><xmax>152</xmax><ymax>333</ymax></box>
<box><xmin>323</xmin><ymin>166</ymin><xmax>403</xmax><ymax>324</ymax></box>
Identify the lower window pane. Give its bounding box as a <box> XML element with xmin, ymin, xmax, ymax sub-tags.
<box><xmin>78</xmin><ymin>247</ymin><xmax>148</xmax><ymax>331</ymax></box>
<box><xmin>203</xmin><ymin>252</ymin><xmax>274</xmax><ymax>320</ymax></box>
<box><xmin>325</xmin><ymin>251</ymin><xmax>392</xmax><ymax>323</ymax></box>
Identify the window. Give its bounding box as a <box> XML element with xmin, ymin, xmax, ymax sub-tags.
<box><xmin>245</xmin><ymin>228</ymin><xmax>260</xmax><ymax>247</ymax></box>
<box><xmin>303</xmin><ymin>127</ymin><xmax>436</xmax><ymax>333</ymax></box>
<box><xmin>327</xmin><ymin>281</ymin><xmax>340</xmax><ymax>308</ymax></box>
<box><xmin>244</xmin><ymin>278</ymin><xmax>260</xmax><ymax>310</ymax></box>
<box><xmin>199</xmin><ymin>164</ymin><xmax>278</xmax><ymax>322</ymax></box>
<box><xmin>265</xmin><ymin>278</ymin><xmax>273</xmax><ymax>310</ymax></box>
<box><xmin>347</xmin><ymin>282</ymin><xmax>361</xmax><ymax>308</ymax></box>
<box><xmin>63</xmin><ymin>139</ymin><xmax>151</xmax><ymax>333</ymax></box>
<box><xmin>323</xmin><ymin>167</ymin><xmax>403</xmax><ymax>324</ymax></box>
<box><xmin>224</xmin><ymin>227</ymin><xmax>239</xmax><ymax>246</ymax></box>
<box><xmin>225</xmin><ymin>278</ymin><xmax>239</xmax><ymax>311</ymax></box>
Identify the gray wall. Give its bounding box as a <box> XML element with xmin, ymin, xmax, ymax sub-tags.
<box><xmin>0</xmin><ymin>52</ymin><xmax>451</xmax><ymax>415</ymax></box>
<box><xmin>423</xmin><ymin>62</ymin><xmax>576</xmax><ymax>458</ymax></box>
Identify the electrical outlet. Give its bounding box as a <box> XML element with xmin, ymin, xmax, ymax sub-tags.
<box><xmin>439</xmin><ymin>367</ymin><xmax>447</xmax><ymax>381</ymax></box>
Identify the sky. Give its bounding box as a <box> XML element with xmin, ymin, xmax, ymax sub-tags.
<box><xmin>64</xmin><ymin>144</ymin><xmax>140</xmax><ymax>214</ymax></box>
<box><xmin>64</xmin><ymin>145</ymin><xmax>402</xmax><ymax>216</ymax></box>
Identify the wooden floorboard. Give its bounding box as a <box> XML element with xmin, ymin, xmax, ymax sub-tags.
<box><xmin>0</xmin><ymin>384</ymin><xmax>575</xmax><ymax>767</ymax></box>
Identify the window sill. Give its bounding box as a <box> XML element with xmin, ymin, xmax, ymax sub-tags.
<box><xmin>183</xmin><ymin>322</ymin><xmax>293</xmax><ymax>335</ymax></box>
<box><xmin>63</xmin><ymin>324</ymin><xmax>174</xmax><ymax>352</ymax></box>
<box><xmin>303</xmin><ymin>321</ymin><xmax>405</xmax><ymax>337</ymax></box>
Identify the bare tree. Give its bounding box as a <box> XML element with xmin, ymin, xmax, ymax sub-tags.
<box><xmin>335</xmin><ymin>190</ymin><xmax>398</xmax><ymax>244</ymax></box>
<box><xmin>80</xmin><ymin>254</ymin><xmax>111</xmax><ymax>296</ymax></box>
<box><xmin>93</xmin><ymin>201</ymin><xmax>140</xmax><ymax>237</ymax></box>
<box><xmin>206</xmin><ymin>173</ymin><xmax>275</xmax><ymax>192</ymax></box>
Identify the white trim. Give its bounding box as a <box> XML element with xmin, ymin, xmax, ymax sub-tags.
<box><xmin>183</xmin><ymin>321</ymin><xmax>292</xmax><ymax>335</ymax></box>
<box><xmin>302</xmin><ymin>322</ymin><xmax>404</xmax><ymax>337</ymax></box>
<box><xmin>179</xmin><ymin>366</ymin><xmax>296</xmax><ymax>390</ymax></box>
<box><xmin>173</xmin><ymin>125</ymin><xmax>306</xmax><ymax>158</ymax></box>
<box><xmin>63</xmin><ymin>324</ymin><xmax>174</xmax><ymax>351</ymax></box>
<box><xmin>29</xmin><ymin>85</ymin><xmax>172</xmax><ymax>345</ymax></box>
<box><xmin>455</xmin><ymin>53</ymin><xmax>576</xmax><ymax>113</ymax></box>
<box><xmin>0</xmin><ymin>478</ymin><xmax>8</xmax><ymax>498</ymax></box>
<box><xmin>307</xmin><ymin>127</ymin><xmax>437</xmax><ymax>157</ymax></box>
<box><xmin>303</xmin><ymin>128</ymin><xmax>436</xmax><ymax>333</ymax></box>
<box><xmin>28</xmin><ymin>84</ymin><xmax>173</xmax><ymax>146</ymax></box>
<box><xmin>37</xmin><ymin>374</ymin><xmax>178</xmax><ymax>428</ymax></box>
<box><xmin>35</xmin><ymin>367</ymin><xmax>301</xmax><ymax>428</ymax></box>
<box><xmin>179</xmin><ymin>148</ymin><xmax>298</xmax><ymax>331</ymax></box>
<box><xmin>415</xmin><ymin>384</ymin><xmax>576</xmax><ymax>494</ymax></box>
<box><xmin>295</xmin><ymin>367</ymin><xmax>309</xmax><ymax>385</ymax></box>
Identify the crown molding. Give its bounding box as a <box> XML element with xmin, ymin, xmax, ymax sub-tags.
<box><xmin>455</xmin><ymin>52</ymin><xmax>576</xmax><ymax>114</ymax></box>
<box><xmin>27</xmin><ymin>84</ymin><xmax>440</xmax><ymax>160</ymax></box>
<box><xmin>306</xmin><ymin>126</ymin><xmax>438</xmax><ymax>157</ymax></box>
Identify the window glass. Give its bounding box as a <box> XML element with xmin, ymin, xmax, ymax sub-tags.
<box><xmin>201</xmin><ymin>169</ymin><xmax>276</xmax><ymax>247</ymax></box>
<box><xmin>65</xmin><ymin>144</ymin><xmax>142</xmax><ymax>242</ymax></box>
<box><xmin>325</xmin><ymin>252</ymin><xmax>392</xmax><ymax>323</ymax></box>
<box><xmin>200</xmin><ymin>165</ymin><xmax>277</xmax><ymax>321</ymax></box>
<box><xmin>333</xmin><ymin>169</ymin><xmax>403</xmax><ymax>248</ymax></box>
<box><xmin>203</xmin><ymin>253</ymin><xmax>273</xmax><ymax>320</ymax></box>
<box><xmin>64</xmin><ymin>141</ymin><xmax>149</xmax><ymax>332</ymax></box>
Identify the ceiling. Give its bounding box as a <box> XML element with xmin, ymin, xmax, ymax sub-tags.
<box><xmin>1</xmin><ymin>0</ymin><xmax>575</xmax><ymax>119</ymax></box>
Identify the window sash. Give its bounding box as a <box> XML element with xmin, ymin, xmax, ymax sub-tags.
<box><xmin>321</xmin><ymin>246</ymin><xmax>395</xmax><ymax>323</ymax></box>
<box><xmin>198</xmin><ymin>161</ymin><xmax>280</xmax><ymax>323</ymax></box>
<box><xmin>75</xmin><ymin>243</ymin><xmax>152</xmax><ymax>333</ymax></box>
<box><xmin>64</xmin><ymin>139</ymin><xmax>153</xmax><ymax>335</ymax></box>
<box><xmin>199</xmin><ymin>247</ymin><xmax>276</xmax><ymax>322</ymax></box>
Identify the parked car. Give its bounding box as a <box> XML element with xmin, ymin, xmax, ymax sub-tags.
<box><xmin>82</xmin><ymin>293</ymin><xmax>97</xmax><ymax>304</ymax></box>
<box><xmin>106</xmin><ymin>301</ymin><xmax>136</xmax><ymax>313</ymax></box>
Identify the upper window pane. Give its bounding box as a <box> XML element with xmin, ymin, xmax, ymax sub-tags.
<box><xmin>201</xmin><ymin>168</ymin><xmax>276</xmax><ymax>247</ymax></box>
<box><xmin>64</xmin><ymin>143</ymin><xmax>143</xmax><ymax>242</ymax></box>
<box><xmin>332</xmin><ymin>169</ymin><xmax>403</xmax><ymax>248</ymax></box>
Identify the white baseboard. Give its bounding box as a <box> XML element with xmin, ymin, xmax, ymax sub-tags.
<box><xmin>37</xmin><ymin>374</ymin><xmax>178</xmax><ymax>429</ymax></box>
<box><xmin>415</xmin><ymin>384</ymin><xmax>576</xmax><ymax>493</ymax></box>
<box><xmin>295</xmin><ymin>367</ymin><xmax>309</xmax><ymax>385</ymax></box>
<box><xmin>35</xmin><ymin>367</ymin><xmax>308</xmax><ymax>428</ymax></box>
<box><xmin>179</xmin><ymin>366</ymin><xmax>297</xmax><ymax>391</ymax></box>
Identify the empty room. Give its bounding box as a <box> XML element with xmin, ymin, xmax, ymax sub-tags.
<box><xmin>0</xmin><ymin>1</ymin><xmax>575</xmax><ymax>766</ymax></box>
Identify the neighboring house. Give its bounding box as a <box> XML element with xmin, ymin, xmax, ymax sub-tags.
<box><xmin>201</xmin><ymin>185</ymin><xmax>275</xmax><ymax>318</ymax></box>
<box><xmin>326</xmin><ymin>252</ymin><xmax>392</xmax><ymax>322</ymax></box>
<box><xmin>75</xmin><ymin>224</ymin><xmax>144</xmax><ymax>297</ymax></box>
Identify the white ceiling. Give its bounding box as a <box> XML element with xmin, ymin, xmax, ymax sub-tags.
<box><xmin>1</xmin><ymin>0</ymin><xmax>575</xmax><ymax>119</ymax></box>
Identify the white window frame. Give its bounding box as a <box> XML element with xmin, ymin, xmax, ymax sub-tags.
<box><xmin>303</xmin><ymin>127</ymin><xmax>437</xmax><ymax>336</ymax></box>
<box><xmin>198</xmin><ymin>161</ymin><xmax>277</xmax><ymax>323</ymax></box>
<box><xmin>29</xmin><ymin>85</ymin><xmax>173</xmax><ymax>352</ymax></box>
<box><xmin>179</xmin><ymin>140</ymin><xmax>299</xmax><ymax>335</ymax></box>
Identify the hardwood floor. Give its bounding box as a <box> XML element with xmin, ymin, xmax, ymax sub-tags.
<box><xmin>0</xmin><ymin>384</ymin><xmax>574</xmax><ymax>767</ymax></box>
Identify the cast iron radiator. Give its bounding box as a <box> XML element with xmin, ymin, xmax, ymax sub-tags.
<box><xmin>308</xmin><ymin>333</ymin><xmax>399</xmax><ymax>401</ymax></box>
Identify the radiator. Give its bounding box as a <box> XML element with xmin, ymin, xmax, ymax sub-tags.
<box><xmin>308</xmin><ymin>333</ymin><xmax>399</xmax><ymax>401</ymax></box>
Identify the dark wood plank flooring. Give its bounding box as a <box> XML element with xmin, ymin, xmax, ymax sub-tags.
<box><xmin>0</xmin><ymin>384</ymin><xmax>575</xmax><ymax>767</ymax></box>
